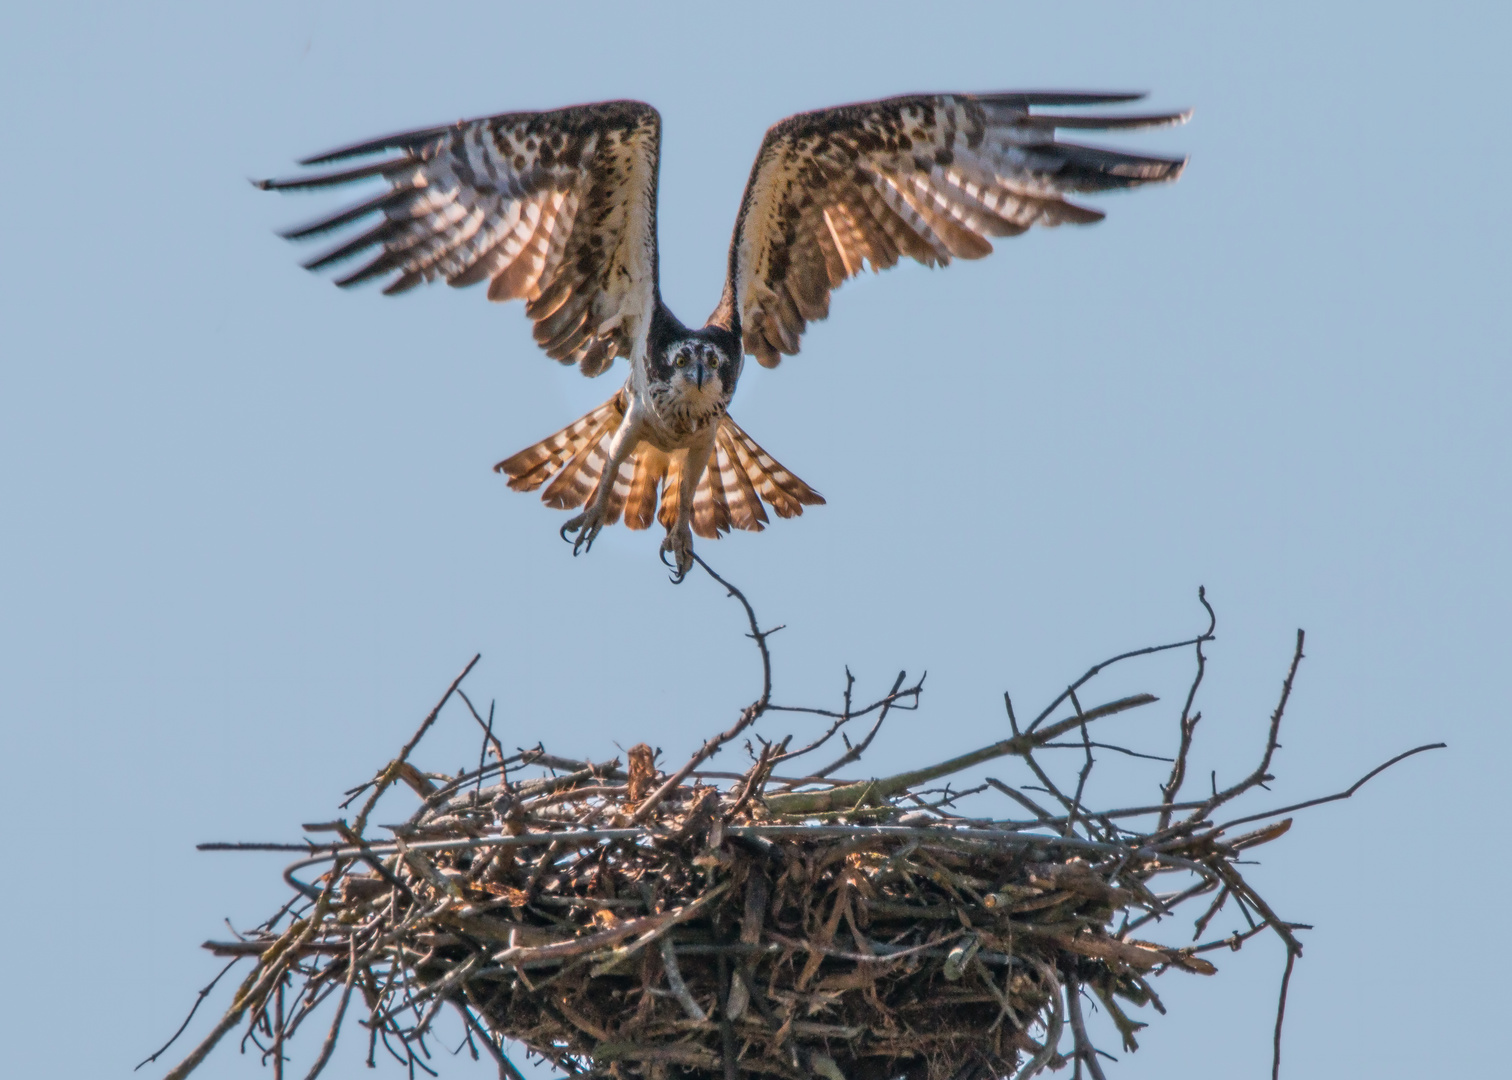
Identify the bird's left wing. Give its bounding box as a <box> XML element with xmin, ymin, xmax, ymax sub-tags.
<box><xmin>717</xmin><ymin>92</ymin><xmax>1188</xmax><ymax>367</ymax></box>
<box><xmin>261</xmin><ymin>100</ymin><xmax>661</xmax><ymax>376</ymax></box>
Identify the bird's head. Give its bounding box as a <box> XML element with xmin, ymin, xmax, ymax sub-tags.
<box><xmin>649</xmin><ymin>336</ymin><xmax>736</xmax><ymax>424</ymax></box>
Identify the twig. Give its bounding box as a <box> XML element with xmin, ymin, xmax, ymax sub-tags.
<box><xmin>273</xmin><ymin>980</ymin><xmax>285</xmax><ymax>1080</ymax></box>
<box><xmin>300</xmin><ymin>938</ymin><xmax>358</xmax><ymax>1080</ymax></box>
<box><xmin>659</xmin><ymin>937</ymin><xmax>707</xmax><ymax>1021</ymax></box>
<box><xmin>350</xmin><ymin>655</ymin><xmax>481</xmax><ymax>836</ymax></box>
<box><xmin>984</xmin><ymin>779</ymin><xmax>1060</xmax><ymax>828</ymax></box>
<box><xmin>452</xmin><ymin>1001</ymin><xmax>527</xmax><ymax>1080</ymax></box>
<box><xmin>1064</xmin><ymin>974</ymin><xmax>1109</xmax><ymax>1080</ymax></box>
<box><xmin>1191</xmin><ymin>920</ymin><xmax>1312</xmax><ymax>956</ymax></box>
<box><xmin>634</xmin><ymin>555</ymin><xmax>773</xmax><ymax>821</ymax></box>
<box><xmin>458</xmin><ymin>690</ymin><xmax>505</xmax><ymax>796</ymax></box>
<box><xmin>725</xmin><ymin>737</ymin><xmax>784</xmax><ymax>822</ymax></box>
<box><xmin>1159</xmin><ymin>587</ymin><xmax>1215</xmax><ymax>830</ymax></box>
<box><xmin>1037</xmin><ymin>741</ymin><xmax>1173</xmax><ymax>763</ymax></box>
<box><xmin>1208</xmin><ymin>743</ymin><xmax>1446</xmax><ymax>834</ymax></box>
<box><xmin>1020</xmin><ymin>747</ymin><xmax>1112</xmax><ymax>845</ymax></box>
<box><xmin>1210</xmin><ymin>862</ymin><xmax>1304</xmax><ymax>958</ymax></box>
<box><xmin>136</xmin><ymin>959</ymin><xmax>243</xmax><ymax>1070</ymax></box>
<box><xmin>766</xmin><ymin>931</ymin><xmax>942</xmax><ymax>965</ymax></box>
<box><xmin>1272</xmin><ymin>947</ymin><xmax>1297</xmax><ymax>1080</ymax></box>
<box><xmin>1024</xmin><ymin>622</ymin><xmax>1215</xmax><ymax>736</ymax></box>
<box><xmin>1065</xmin><ymin>693</ymin><xmax>1096</xmax><ymax>838</ymax></box>
<box><xmin>1186</xmin><ymin>631</ymin><xmax>1304</xmax><ymax>826</ymax></box>
<box><xmin>767</xmin><ymin>680</ymin><xmax>922</xmax><ymax>726</ymax></box>
<box><xmin>769</xmin><ymin>668</ymin><xmax>856</xmax><ymax>765</ymax></box>
<box><xmin>163</xmin><ymin>907</ymin><xmax>320</xmax><ymax>1080</ymax></box>
<box><xmin>765</xmin><ymin>694</ymin><xmax>1157</xmax><ymax>815</ymax></box>
<box><xmin>1011</xmin><ymin>962</ymin><xmax>1064</xmax><ymax>1080</ymax></box>
<box><xmin>809</xmin><ymin>671</ymin><xmax>911</xmax><ymax>780</ymax></box>
<box><xmin>716</xmin><ymin>954</ymin><xmax>738</xmax><ymax>1080</ymax></box>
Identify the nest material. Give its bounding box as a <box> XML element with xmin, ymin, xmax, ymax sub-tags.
<box><xmin>337</xmin><ymin>788</ymin><xmax>1224</xmax><ymax>1080</ymax></box>
<box><xmin>156</xmin><ymin>576</ymin><xmax>1438</xmax><ymax>1080</ymax></box>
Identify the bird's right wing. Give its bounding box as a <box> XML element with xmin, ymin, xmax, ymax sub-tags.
<box><xmin>717</xmin><ymin>91</ymin><xmax>1188</xmax><ymax>367</ymax></box>
<box><xmin>261</xmin><ymin>100</ymin><xmax>662</xmax><ymax>376</ymax></box>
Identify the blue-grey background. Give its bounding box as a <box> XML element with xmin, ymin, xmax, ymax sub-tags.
<box><xmin>2</xmin><ymin>2</ymin><xmax>1506</xmax><ymax>1077</ymax></box>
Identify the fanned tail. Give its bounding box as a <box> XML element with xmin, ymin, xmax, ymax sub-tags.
<box><xmin>496</xmin><ymin>398</ymin><xmax>822</xmax><ymax>538</ymax></box>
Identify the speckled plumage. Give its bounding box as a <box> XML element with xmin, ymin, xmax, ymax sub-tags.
<box><xmin>262</xmin><ymin>92</ymin><xmax>1187</xmax><ymax>573</ymax></box>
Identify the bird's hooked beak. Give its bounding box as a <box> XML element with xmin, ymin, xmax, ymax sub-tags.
<box><xmin>695</xmin><ymin>362</ymin><xmax>706</xmax><ymax>390</ymax></box>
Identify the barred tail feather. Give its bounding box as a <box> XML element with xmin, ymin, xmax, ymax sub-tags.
<box><xmin>494</xmin><ymin>392</ymin><xmax>627</xmax><ymax>495</ymax></box>
<box><xmin>691</xmin><ymin>446</ymin><xmax>733</xmax><ymax>540</ymax></box>
<box><xmin>600</xmin><ymin>457</ymin><xmax>636</xmax><ymax>526</ymax></box>
<box><xmin>690</xmin><ymin>421</ymin><xmax>816</xmax><ymax>538</ymax></box>
<box><xmin>717</xmin><ymin>416</ymin><xmax>825</xmax><ymax>520</ymax></box>
<box><xmin>713</xmin><ymin>432</ymin><xmax>769</xmax><ymax>532</ymax></box>
<box><xmin>657</xmin><ymin>455</ymin><xmax>686</xmax><ymax>533</ymax></box>
<box><xmin>494</xmin><ymin>397</ymin><xmax>822</xmax><ymax>538</ymax></box>
<box><xmin>623</xmin><ymin>448</ymin><xmax>669</xmax><ymax>530</ymax></box>
<box><xmin>539</xmin><ymin>427</ymin><xmax>614</xmax><ymax>510</ymax></box>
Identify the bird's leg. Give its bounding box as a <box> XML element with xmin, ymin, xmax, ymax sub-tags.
<box><xmin>561</xmin><ymin>407</ymin><xmax>643</xmax><ymax>557</ymax></box>
<box><xmin>661</xmin><ymin>436</ymin><xmax>714</xmax><ymax>583</ymax></box>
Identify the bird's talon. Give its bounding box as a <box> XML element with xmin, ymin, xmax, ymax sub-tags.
<box><xmin>660</xmin><ymin>530</ymin><xmax>695</xmax><ymax>584</ymax></box>
<box><xmin>561</xmin><ymin>511</ymin><xmax>601</xmax><ymax>557</ymax></box>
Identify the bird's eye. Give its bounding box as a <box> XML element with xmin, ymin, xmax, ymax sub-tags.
<box><xmin>675</xmin><ymin>354</ymin><xmax>688</xmax><ymax>368</ymax></box>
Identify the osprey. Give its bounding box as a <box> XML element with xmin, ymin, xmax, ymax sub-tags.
<box><xmin>261</xmin><ymin>93</ymin><xmax>1187</xmax><ymax>577</ymax></box>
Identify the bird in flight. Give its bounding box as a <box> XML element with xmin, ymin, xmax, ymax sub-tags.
<box><xmin>261</xmin><ymin>92</ymin><xmax>1187</xmax><ymax>578</ymax></box>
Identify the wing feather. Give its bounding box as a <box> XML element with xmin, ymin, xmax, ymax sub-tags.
<box><xmin>263</xmin><ymin>101</ymin><xmax>661</xmax><ymax>376</ymax></box>
<box><xmin>715</xmin><ymin>92</ymin><xmax>1187</xmax><ymax>363</ymax></box>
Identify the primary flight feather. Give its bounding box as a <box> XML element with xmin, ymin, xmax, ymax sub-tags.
<box><xmin>261</xmin><ymin>92</ymin><xmax>1187</xmax><ymax>577</ymax></box>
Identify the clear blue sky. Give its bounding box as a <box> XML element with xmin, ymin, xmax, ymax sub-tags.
<box><xmin>2</xmin><ymin>2</ymin><xmax>1507</xmax><ymax>1078</ymax></box>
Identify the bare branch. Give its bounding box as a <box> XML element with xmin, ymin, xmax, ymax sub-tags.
<box><xmin>135</xmin><ymin>960</ymin><xmax>243</xmax><ymax>1070</ymax></box>
<box><xmin>809</xmin><ymin>671</ymin><xmax>910</xmax><ymax>779</ymax></box>
<box><xmin>633</xmin><ymin>554</ymin><xmax>772</xmax><ymax>821</ymax></box>
<box><xmin>1157</xmin><ymin>587</ymin><xmax>1216</xmax><ymax>830</ymax></box>
<box><xmin>1186</xmin><ymin>630</ymin><xmax>1304</xmax><ymax>826</ymax></box>
<box><xmin>1208</xmin><ymin>743</ymin><xmax>1446</xmax><ymax>835</ymax></box>
<box><xmin>1272</xmin><ymin>946</ymin><xmax>1298</xmax><ymax>1080</ymax></box>
<box><xmin>1065</xmin><ymin>974</ymin><xmax>1109</xmax><ymax>1080</ymax></box>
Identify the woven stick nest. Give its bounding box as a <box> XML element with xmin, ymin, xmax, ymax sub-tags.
<box><xmin>151</xmin><ymin>565</ymin><xmax>1439</xmax><ymax>1080</ymax></box>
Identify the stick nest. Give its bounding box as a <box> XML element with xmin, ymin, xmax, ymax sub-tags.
<box><xmin>155</xmin><ymin>570</ymin><xmax>1438</xmax><ymax>1080</ymax></box>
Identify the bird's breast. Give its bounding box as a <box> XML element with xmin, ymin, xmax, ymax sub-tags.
<box><xmin>638</xmin><ymin>382</ymin><xmax>729</xmax><ymax>450</ymax></box>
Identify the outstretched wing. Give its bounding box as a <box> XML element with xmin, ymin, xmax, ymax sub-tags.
<box><xmin>260</xmin><ymin>101</ymin><xmax>662</xmax><ymax>376</ymax></box>
<box><xmin>718</xmin><ymin>91</ymin><xmax>1188</xmax><ymax>367</ymax></box>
